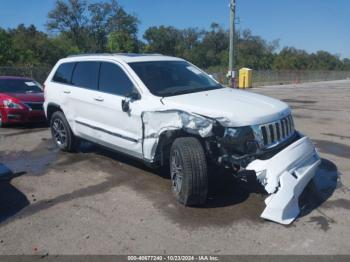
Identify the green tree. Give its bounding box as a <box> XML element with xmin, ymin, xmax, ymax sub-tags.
<box><xmin>343</xmin><ymin>58</ymin><xmax>350</xmax><ymax>71</ymax></box>
<box><xmin>47</xmin><ymin>0</ymin><xmax>88</xmax><ymax>51</ymax></box>
<box><xmin>193</xmin><ymin>23</ymin><xmax>229</xmax><ymax>68</ymax></box>
<box><xmin>143</xmin><ymin>26</ymin><xmax>181</xmax><ymax>55</ymax></box>
<box><xmin>108</xmin><ymin>31</ymin><xmax>137</xmax><ymax>53</ymax></box>
<box><xmin>8</xmin><ymin>24</ymin><xmax>63</xmax><ymax>66</ymax></box>
<box><xmin>0</xmin><ymin>29</ymin><xmax>14</xmax><ymax>65</ymax></box>
<box><xmin>106</xmin><ymin>0</ymin><xmax>139</xmax><ymax>36</ymax></box>
<box><xmin>236</xmin><ymin>29</ymin><xmax>277</xmax><ymax>70</ymax></box>
<box><xmin>272</xmin><ymin>47</ymin><xmax>309</xmax><ymax>70</ymax></box>
<box><xmin>88</xmin><ymin>1</ymin><xmax>112</xmax><ymax>52</ymax></box>
<box><xmin>308</xmin><ymin>51</ymin><xmax>343</xmax><ymax>70</ymax></box>
<box><xmin>176</xmin><ymin>28</ymin><xmax>203</xmax><ymax>61</ymax></box>
<box><xmin>47</xmin><ymin>0</ymin><xmax>139</xmax><ymax>53</ymax></box>
<box><xmin>88</xmin><ymin>0</ymin><xmax>139</xmax><ymax>52</ymax></box>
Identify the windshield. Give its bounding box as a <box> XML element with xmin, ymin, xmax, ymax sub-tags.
<box><xmin>0</xmin><ymin>79</ymin><xmax>43</xmax><ymax>93</ymax></box>
<box><xmin>128</xmin><ymin>61</ymin><xmax>222</xmax><ymax>97</ymax></box>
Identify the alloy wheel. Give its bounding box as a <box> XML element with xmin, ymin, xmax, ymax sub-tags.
<box><xmin>171</xmin><ymin>149</ymin><xmax>183</xmax><ymax>194</ymax></box>
<box><xmin>52</xmin><ymin>118</ymin><xmax>67</xmax><ymax>146</ymax></box>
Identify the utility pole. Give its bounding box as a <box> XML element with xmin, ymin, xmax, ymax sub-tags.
<box><xmin>228</xmin><ymin>0</ymin><xmax>236</xmax><ymax>88</ymax></box>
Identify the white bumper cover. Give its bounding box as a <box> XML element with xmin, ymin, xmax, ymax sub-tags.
<box><xmin>246</xmin><ymin>135</ymin><xmax>321</xmax><ymax>224</ymax></box>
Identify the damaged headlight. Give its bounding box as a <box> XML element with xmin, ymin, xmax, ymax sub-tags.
<box><xmin>180</xmin><ymin>113</ymin><xmax>214</xmax><ymax>137</ymax></box>
<box><xmin>224</xmin><ymin>127</ymin><xmax>240</xmax><ymax>137</ymax></box>
<box><xmin>220</xmin><ymin>126</ymin><xmax>259</xmax><ymax>155</ymax></box>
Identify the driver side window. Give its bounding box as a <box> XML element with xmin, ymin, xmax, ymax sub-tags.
<box><xmin>99</xmin><ymin>62</ymin><xmax>135</xmax><ymax>96</ymax></box>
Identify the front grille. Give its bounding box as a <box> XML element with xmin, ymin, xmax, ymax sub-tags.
<box><xmin>260</xmin><ymin>115</ymin><xmax>294</xmax><ymax>147</ymax></box>
<box><xmin>25</xmin><ymin>102</ymin><xmax>44</xmax><ymax>111</ymax></box>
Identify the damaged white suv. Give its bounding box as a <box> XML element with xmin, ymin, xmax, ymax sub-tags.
<box><xmin>44</xmin><ymin>54</ymin><xmax>321</xmax><ymax>224</ymax></box>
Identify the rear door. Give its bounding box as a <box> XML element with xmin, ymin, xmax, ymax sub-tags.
<box><xmin>50</xmin><ymin>62</ymin><xmax>76</xmax><ymax>124</ymax></box>
<box><xmin>68</xmin><ymin>61</ymin><xmax>102</xmax><ymax>138</ymax></box>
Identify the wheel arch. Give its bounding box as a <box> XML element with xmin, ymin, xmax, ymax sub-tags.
<box><xmin>154</xmin><ymin>129</ymin><xmax>208</xmax><ymax>167</ymax></box>
<box><xmin>46</xmin><ymin>103</ymin><xmax>63</xmax><ymax>122</ymax></box>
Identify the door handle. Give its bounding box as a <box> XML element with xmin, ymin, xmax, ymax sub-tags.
<box><xmin>94</xmin><ymin>97</ymin><xmax>104</xmax><ymax>102</ymax></box>
<box><xmin>63</xmin><ymin>90</ymin><xmax>71</xmax><ymax>94</ymax></box>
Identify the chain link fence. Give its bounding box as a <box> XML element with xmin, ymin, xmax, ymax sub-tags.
<box><xmin>208</xmin><ymin>68</ymin><xmax>350</xmax><ymax>87</ymax></box>
<box><xmin>0</xmin><ymin>66</ymin><xmax>52</xmax><ymax>83</ymax></box>
<box><xmin>1</xmin><ymin>66</ymin><xmax>350</xmax><ymax>86</ymax></box>
<box><xmin>252</xmin><ymin>70</ymin><xmax>350</xmax><ymax>86</ymax></box>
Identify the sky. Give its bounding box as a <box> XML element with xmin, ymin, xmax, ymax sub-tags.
<box><xmin>0</xmin><ymin>0</ymin><xmax>349</xmax><ymax>58</ymax></box>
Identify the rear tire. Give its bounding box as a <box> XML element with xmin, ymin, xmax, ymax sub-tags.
<box><xmin>50</xmin><ymin>111</ymin><xmax>78</xmax><ymax>152</ymax></box>
<box><xmin>170</xmin><ymin>137</ymin><xmax>208</xmax><ymax>206</ymax></box>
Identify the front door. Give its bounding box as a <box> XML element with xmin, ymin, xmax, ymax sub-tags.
<box><xmin>88</xmin><ymin>61</ymin><xmax>143</xmax><ymax>158</ymax></box>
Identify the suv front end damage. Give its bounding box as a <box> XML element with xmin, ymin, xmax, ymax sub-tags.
<box><xmin>211</xmin><ymin>117</ymin><xmax>321</xmax><ymax>224</ymax></box>
<box><xmin>205</xmin><ymin>114</ymin><xmax>321</xmax><ymax>224</ymax></box>
<box><xmin>141</xmin><ymin>109</ymin><xmax>320</xmax><ymax>225</ymax></box>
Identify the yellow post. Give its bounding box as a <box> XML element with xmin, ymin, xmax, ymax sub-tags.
<box><xmin>239</xmin><ymin>68</ymin><xmax>245</xmax><ymax>89</ymax></box>
<box><xmin>239</xmin><ymin>68</ymin><xmax>253</xmax><ymax>88</ymax></box>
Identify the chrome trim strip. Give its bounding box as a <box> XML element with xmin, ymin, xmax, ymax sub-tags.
<box><xmin>289</xmin><ymin>115</ymin><xmax>294</xmax><ymax>131</ymax></box>
<box><xmin>278</xmin><ymin>122</ymin><xmax>283</xmax><ymax>140</ymax></box>
<box><xmin>266</xmin><ymin>124</ymin><xmax>272</xmax><ymax>145</ymax></box>
<box><xmin>75</xmin><ymin>120</ymin><xmax>138</xmax><ymax>143</ymax></box>
<box><xmin>281</xmin><ymin>118</ymin><xmax>286</xmax><ymax>137</ymax></box>
<box><xmin>285</xmin><ymin>118</ymin><xmax>289</xmax><ymax>136</ymax></box>
<box><xmin>272</xmin><ymin>123</ymin><xmax>277</xmax><ymax>143</ymax></box>
<box><xmin>286</xmin><ymin>116</ymin><xmax>291</xmax><ymax>135</ymax></box>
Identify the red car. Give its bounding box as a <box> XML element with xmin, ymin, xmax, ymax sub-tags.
<box><xmin>0</xmin><ymin>76</ymin><xmax>46</xmax><ymax>127</ymax></box>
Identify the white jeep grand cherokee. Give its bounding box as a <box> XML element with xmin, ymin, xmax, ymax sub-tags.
<box><xmin>44</xmin><ymin>53</ymin><xmax>321</xmax><ymax>224</ymax></box>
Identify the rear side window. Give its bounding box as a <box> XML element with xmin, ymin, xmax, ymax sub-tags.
<box><xmin>99</xmin><ymin>62</ymin><xmax>134</xmax><ymax>96</ymax></box>
<box><xmin>52</xmin><ymin>63</ymin><xmax>75</xmax><ymax>84</ymax></box>
<box><xmin>0</xmin><ymin>79</ymin><xmax>42</xmax><ymax>93</ymax></box>
<box><xmin>71</xmin><ymin>62</ymin><xmax>100</xmax><ymax>90</ymax></box>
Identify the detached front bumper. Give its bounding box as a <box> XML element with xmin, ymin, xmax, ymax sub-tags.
<box><xmin>246</xmin><ymin>134</ymin><xmax>321</xmax><ymax>224</ymax></box>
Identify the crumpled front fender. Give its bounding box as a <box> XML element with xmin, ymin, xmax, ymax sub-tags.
<box><xmin>141</xmin><ymin>110</ymin><xmax>214</xmax><ymax>162</ymax></box>
<box><xmin>246</xmin><ymin>134</ymin><xmax>321</xmax><ymax>224</ymax></box>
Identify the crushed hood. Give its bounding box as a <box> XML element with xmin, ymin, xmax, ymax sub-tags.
<box><xmin>162</xmin><ymin>88</ymin><xmax>291</xmax><ymax>126</ymax></box>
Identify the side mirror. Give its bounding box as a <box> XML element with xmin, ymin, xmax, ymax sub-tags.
<box><xmin>121</xmin><ymin>90</ymin><xmax>140</xmax><ymax>112</ymax></box>
<box><xmin>122</xmin><ymin>99</ymin><xmax>130</xmax><ymax>112</ymax></box>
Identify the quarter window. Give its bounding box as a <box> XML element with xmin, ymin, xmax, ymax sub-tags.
<box><xmin>71</xmin><ymin>62</ymin><xmax>100</xmax><ymax>90</ymax></box>
<box><xmin>99</xmin><ymin>62</ymin><xmax>134</xmax><ymax>96</ymax></box>
<box><xmin>52</xmin><ymin>63</ymin><xmax>75</xmax><ymax>84</ymax></box>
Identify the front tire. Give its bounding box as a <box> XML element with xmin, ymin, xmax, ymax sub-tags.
<box><xmin>170</xmin><ymin>137</ymin><xmax>208</xmax><ymax>206</ymax></box>
<box><xmin>50</xmin><ymin>111</ymin><xmax>78</xmax><ymax>152</ymax></box>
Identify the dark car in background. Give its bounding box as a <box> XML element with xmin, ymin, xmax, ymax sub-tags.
<box><xmin>0</xmin><ymin>76</ymin><xmax>46</xmax><ymax>127</ymax></box>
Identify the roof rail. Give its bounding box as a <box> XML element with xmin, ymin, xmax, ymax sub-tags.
<box><xmin>114</xmin><ymin>53</ymin><xmax>164</xmax><ymax>57</ymax></box>
<box><xmin>67</xmin><ymin>53</ymin><xmax>113</xmax><ymax>58</ymax></box>
<box><xmin>67</xmin><ymin>53</ymin><xmax>164</xmax><ymax>58</ymax></box>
